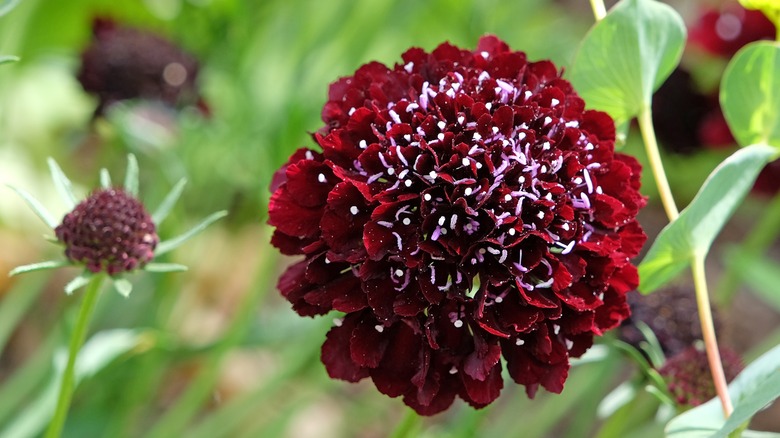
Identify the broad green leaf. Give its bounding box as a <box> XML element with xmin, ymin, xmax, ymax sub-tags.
<box><xmin>0</xmin><ymin>330</ymin><xmax>146</xmax><ymax>438</ymax></box>
<box><xmin>124</xmin><ymin>154</ymin><xmax>139</xmax><ymax>196</ymax></box>
<box><xmin>721</xmin><ymin>42</ymin><xmax>780</xmax><ymax>149</ymax></box>
<box><xmin>47</xmin><ymin>158</ymin><xmax>78</xmax><ymax>209</ymax></box>
<box><xmin>155</xmin><ymin>210</ymin><xmax>228</xmax><ymax>255</ymax></box>
<box><xmin>569</xmin><ymin>0</ymin><xmax>686</xmax><ymax>125</ymax></box>
<box><xmin>639</xmin><ymin>144</ymin><xmax>778</xmax><ymax>293</ymax></box>
<box><xmin>666</xmin><ymin>344</ymin><xmax>780</xmax><ymax>438</ymax></box>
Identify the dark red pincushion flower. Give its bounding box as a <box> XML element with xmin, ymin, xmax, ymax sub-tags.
<box><xmin>269</xmin><ymin>36</ymin><xmax>646</xmax><ymax>414</ymax></box>
<box><xmin>77</xmin><ymin>18</ymin><xmax>203</xmax><ymax>116</ymax></box>
<box><xmin>55</xmin><ymin>188</ymin><xmax>158</xmax><ymax>275</ymax></box>
<box><xmin>660</xmin><ymin>346</ymin><xmax>743</xmax><ymax>407</ymax></box>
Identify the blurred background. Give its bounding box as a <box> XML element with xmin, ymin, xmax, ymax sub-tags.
<box><xmin>0</xmin><ymin>0</ymin><xmax>778</xmax><ymax>437</ymax></box>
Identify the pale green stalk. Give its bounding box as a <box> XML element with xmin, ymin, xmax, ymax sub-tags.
<box><xmin>45</xmin><ymin>274</ymin><xmax>105</xmax><ymax>438</ymax></box>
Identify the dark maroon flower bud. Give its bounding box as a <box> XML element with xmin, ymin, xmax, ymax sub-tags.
<box><xmin>55</xmin><ymin>188</ymin><xmax>158</xmax><ymax>275</ymax></box>
<box><xmin>621</xmin><ymin>286</ymin><xmax>711</xmax><ymax>358</ymax></box>
<box><xmin>660</xmin><ymin>345</ymin><xmax>743</xmax><ymax>408</ymax></box>
<box><xmin>269</xmin><ymin>35</ymin><xmax>646</xmax><ymax>414</ymax></box>
<box><xmin>77</xmin><ymin>17</ymin><xmax>202</xmax><ymax>116</ymax></box>
<box><xmin>688</xmin><ymin>2</ymin><xmax>776</xmax><ymax>58</ymax></box>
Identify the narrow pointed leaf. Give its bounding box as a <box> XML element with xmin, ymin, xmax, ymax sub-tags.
<box><xmin>152</xmin><ymin>178</ymin><xmax>187</xmax><ymax>224</ymax></box>
<box><xmin>155</xmin><ymin>210</ymin><xmax>227</xmax><ymax>255</ymax></box>
<box><xmin>47</xmin><ymin>158</ymin><xmax>78</xmax><ymax>209</ymax></box>
<box><xmin>6</xmin><ymin>185</ymin><xmax>57</xmax><ymax>229</ymax></box>
<box><xmin>64</xmin><ymin>273</ymin><xmax>93</xmax><ymax>295</ymax></box>
<box><xmin>124</xmin><ymin>154</ymin><xmax>139</xmax><ymax>196</ymax></box>
<box><xmin>569</xmin><ymin>0</ymin><xmax>686</xmax><ymax>126</ymax></box>
<box><xmin>100</xmin><ymin>168</ymin><xmax>112</xmax><ymax>189</ymax></box>
<box><xmin>666</xmin><ymin>344</ymin><xmax>780</xmax><ymax>437</ymax></box>
<box><xmin>721</xmin><ymin>42</ymin><xmax>780</xmax><ymax>149</ymax></box>
<box><xmin>113</xmin><ymin>278</ymin><xmax>133</xmax><ymax>297</ymax></box>
<box><xmin>9</xmin><ymin>260</ymin><xmax>69</xmax><ymax>276</ymax></box>
<box><xmin>143</xmin><ymin>263</ymin><xmax>188</xmax><ymax>273</ymax></box>
<box><xmin>638</xmin><ymin>144</ymin><xmax>778</xmax><ymax>293</ymax></box>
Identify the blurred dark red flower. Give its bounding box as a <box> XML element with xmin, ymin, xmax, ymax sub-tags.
<box><xmin>688</xmin><ymin>2</ymin><xmax>775</xmax><ymax>58</ymax></box>
<box><xmin>55</xmin><ymin>188</ymin><xmax>158</xmax><ymax>275</ymax></box>
<box><xmin>269</xmin><ymin>36</ymin><xmax>646</xmax><ymax>414</ymax></box>
<box><xmin>660</xmin><ymin>346</ymin><xmax>743</xmax><ymax>407</ymax></box>
<box><xmin>620</xmin><ymin>286</ymin><xmax>710</xmax><ymax>358</ymax></box>
<box><xmin>77</xmin><ymin>18</ymin><xmax>203</xmax><ymax>116</ymax></box>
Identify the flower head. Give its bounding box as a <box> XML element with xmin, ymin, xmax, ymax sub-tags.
<box><xmin>620</xmin><ymin>286</ymin><xmax>709</xmax><ymax>358</ymax></box>
<box><xmin>269</xmin><ymin>36</ymin><xmax>646</xmax><ymax>414</ymax></box>
<box><xmin>9</xmin><ymin>155</ymin><xmax>227</xmax><ymax>296</ymax></box>
<box><xmin>77</xmin><ymin>17</ymin><xmax>204</xmax><ymax>116</ymax></box>
<box><xmin>55</xmin><ymin>188</ymin><xmax>158</xmax><ymax>275</ymax></box>
<box><xmin>660</xmin><ymin>345</ymin><xmax>743</xmax><ymax>408</ymax></box>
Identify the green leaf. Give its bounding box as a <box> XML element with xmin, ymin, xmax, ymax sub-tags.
<box><xmin>6</xmin><ymin>185</ymin><xmax>57</xmax><ymax>229</ymax></box>
<box><xmin>9</xmin><ymin>260</ymin><xmax>69</xmax><ymax>276</ymax></box>
<box><xmin>666</xmin><ymin>344</ymin><xmax>780</xmax><ymax>438</ymax></box>
<box><xmin>152</xmin><ymin>178</ymin><xmax>187</xmax><ymax>224</ymax></box>
<box><xmin>0</xmin><ymin>55</ymin><xmax>19</xmax><ymax>64</ymax></box>
<box><xmin>112</xmin><ymin>278</ymin><xmax>133</xmax><ymax>297</ymax></box>
<box><xmin>143</xmin><ymin>262</ymin><xmax>188</xmax><ymax>273</ymax></box>
<box><xmin>155</xmin><ymin>210</ymin><xmax>228</xmax><ymax>256</ymax></box>
<box><xmin>124</xmin><ymin>154</ymin><xmax>139</xmax><ymax>197</ymax></box>
<box><xmin>638</xmin><ymin>144</ymin><xmax>778</xmax><ymax>293</ymax></box>
<box><xmin>100</xmin><ymin>168</ymin><xmax>112</xmax><ymax>189</ymax></box>
<box><xmin>569</xmin><ymin>0</ymin><xmax>686</xmax><ymax>125</ymax></box>
<box><xmin>64</xmin><ymin>273</ymin><xmax>93</xmax><ymax>295</ymax></box>
<box><xmin>721</xmin><ymin>42</ymin><xmax>780</xmax><ymax>149</ymax></box>
<box><xmin>47</xmin><ymin>158</ymin><xmax>78</xmax><ymax>209</ymax></box>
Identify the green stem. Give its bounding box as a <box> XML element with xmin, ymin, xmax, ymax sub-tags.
<box><xmin>589</xmin><ymin>0</ymin><xmax>607</xmax><ymax>21</ymax></box>
<box><xmin>637</xmin><ymin>107</ymin><xmax>679</xmax><ymax>220</ymax></box>
<box><xmin>691</xmin><ymin>255</ymin><xmax>734</xmax><ymax>416</ymax></box>
<box><xmin>716</xmin><ymin>192</ymin><xmax>780</xmax><ymax>305</ymax></box>
<box><xmin>389</xmin><ymin>409</ymin><xmax>421</xmax><ymax>438</ymax></box>
<box><xmin>638</xmin><ymin>105</ymin><xmax>733</xmax><ymax>416</ymax></box>
<box><xmin>45</xmin><ymin>274</ymin><xmax>105</xmax><ymax>438</ymax></box>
